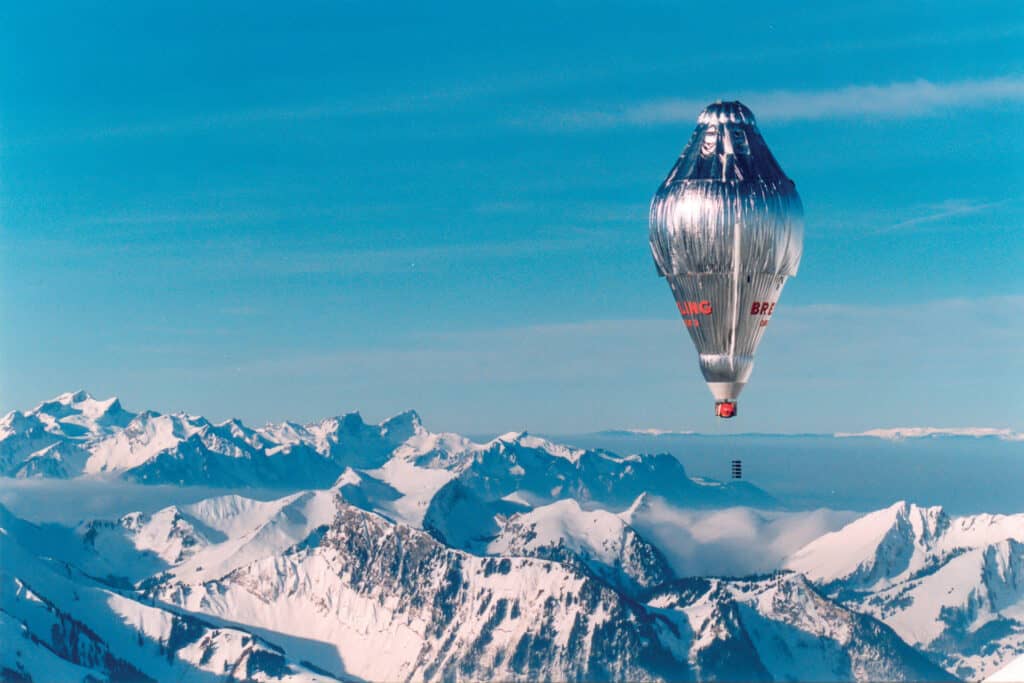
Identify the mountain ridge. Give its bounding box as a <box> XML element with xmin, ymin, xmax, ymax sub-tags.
<box><xmin>786</xmin><ymin>500</ymin><xmax>1024</xmax><ymax>679</ymax></box>
<box><xmin>1</xmin><ymin>392</ymin><xmax>778</xmax><ymax>516</ymax></box>
<box><xmin>3</xmin><ymin>392</ymin><xmax>1020</xmax><ymax>681</ymax></box>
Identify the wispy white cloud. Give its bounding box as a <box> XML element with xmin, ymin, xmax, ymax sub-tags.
<box><xmin>881</xmin><ymin>198</ymin><xmax>1017</xmax><ymax>232</ymax></box>
<box><xmin>547</xmin><ymin>75</ymin><xmax>1024</xmax><ymax>129</ymax></box>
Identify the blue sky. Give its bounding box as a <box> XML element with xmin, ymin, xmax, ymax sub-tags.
<box><xmin>2</xmin><ymin>1</ymin><xmax>1022</xmax><ymax>433</ymax></box>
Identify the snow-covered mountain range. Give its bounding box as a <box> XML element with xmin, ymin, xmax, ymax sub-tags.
<box><xmin>787</xmin><ymin>501</ymin><xmax>1024</xmax><ymax>679</ymax></box>
<box><xmin>0</xmin><ymin>391</ymin><xmax>773</xmax><ymax>512</ymax></box>
<box><xmin>1</xmin><ymin>392</ymin><xmax>1021</xmax><ymax>681</ymax></box>
<box><xmin>1</xmin><ymin>490</ymin><xmax>954</xmax><ymax>682</ymax></box>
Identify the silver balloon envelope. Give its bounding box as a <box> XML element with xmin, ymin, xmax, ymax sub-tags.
<box><xmin>648</xmin><ymin>101</ymin><xmax>803</xmax><ymax>417</ymax></box>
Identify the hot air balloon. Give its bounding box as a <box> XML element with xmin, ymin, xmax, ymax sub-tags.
<box><xmin>649</xmin><ymin>101</ymin><xmax>803</xmax><ymax>418</ymax></box>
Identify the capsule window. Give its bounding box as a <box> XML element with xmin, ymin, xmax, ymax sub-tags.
<box><xmin>700</xmin><ymin>126</ymin><xmax>718</xmax><ymax>156</ymax></box>
<box><xmin>728</xmin><ymin>125</ymin><xmax>750</xmax><ymax>155</ymax></box>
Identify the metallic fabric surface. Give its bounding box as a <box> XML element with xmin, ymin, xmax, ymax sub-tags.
<box><xmin>649</xmin><ymin>101</ymin><xmax>803</xmax><ymax>405</ymax></box>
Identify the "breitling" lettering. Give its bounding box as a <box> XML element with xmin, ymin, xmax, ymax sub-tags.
<box><xmin>677</xmin><ymin>300</ymin><xmax>713</xmax><ymax>316</ymax></box>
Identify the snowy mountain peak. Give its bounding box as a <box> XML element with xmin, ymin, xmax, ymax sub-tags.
<box><xmin>54</xmin><ymin>389</ymin><xmax>93</xmax><ymax>404</ymax></box>
<box><xmin>328</xmin><ymin>410</ymin><xmax>366</xmax><ymax>431</ymax></box>
<box><xmin>383</xmin><ymin>408</ymin><xmax>422</xmax><ymax>427</ymax></box>
<box><xmin>785</xmin><ymin>501</ymin><xmax>950</xmax><ymax>590</ymax></box>
<box><xmin>786</xmin><ymin>501</ymin><xmax>1024</xmax><ymax>679</ymax></box>
<box><xmin>622</xmin><ymin>492</ymin><xmax>654</xmax><ymax>519</ymax></box>
<box><xmin>0</xmin><ymin>410</ymin><xmax>30</xmax><ymax>434</ymax></box>
<box><xmin>380</xmin><ymin>409</ymin><xmax>423</xmax><ymax>441</ymax></box>
<box><xmin>331</xmin><ymin>467</ymin><xmax>363</xmax><ymax>489</ymax></box>
<box><xmin>487</xmin><ymin>497</ymin><xmax>675</xmax><ymax>593</ymax></box>
<box><xmin>492</xmin><ymin>431</ymin><xmax>586</xmax><ymax>462</ymax></box>
<box><xmin>167</xmin><ymin>410</ymin><xmax>211</xmax><ymax>425</ymax></box>
<box><xmin>217</xmin><ymin>416</ymin><xmax>247</xmax><ymax>432</ymax></box>
<box><xmin>32</xmin><ymin>391</ymin><xmax>134</xmax><ymax>434</ymax></box>
<box><xmin>836</xmin><ymin>426</ymin><xmax>1024</xmax><ymax>441</ymax></box>
<box><xmin>877</xmin><ymin>501</ymin><xmax>950</xmax><ymax>542</ymax></box>
<box><xmin>40</xmin><ymin>390</ymin><xmax>121</xmax><ymax>416</ymax></box>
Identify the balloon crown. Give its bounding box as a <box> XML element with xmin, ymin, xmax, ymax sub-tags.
<box><xmin>697</xmin><ymin>101</ymin><xmax>757</xmax><ymax>126</ymax></box>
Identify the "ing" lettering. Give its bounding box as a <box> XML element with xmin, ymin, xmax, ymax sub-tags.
<box><xmin>677</xmin><ymin>300</ymin><xmax>713</xmax><ymax>316</ymax></box>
